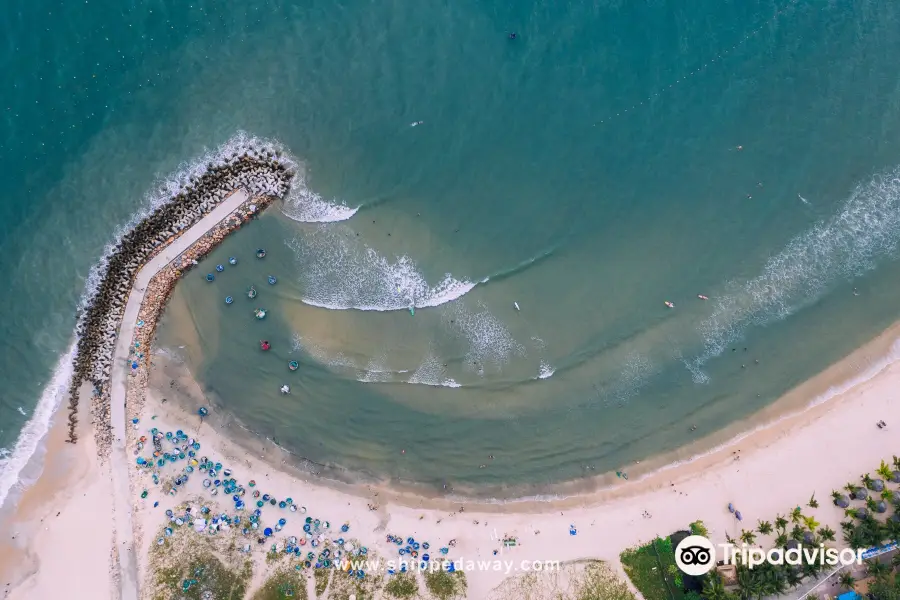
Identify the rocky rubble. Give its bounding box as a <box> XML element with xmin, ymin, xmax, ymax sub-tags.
<box><xmin>67</xmin><ymin>147</ymin><xmax>293</xmax><ymax>448</ymax></box>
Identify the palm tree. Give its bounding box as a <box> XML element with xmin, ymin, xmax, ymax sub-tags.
<box><xmin>883</xmin><ymin>489</ymin><xmax>896</xmax><ymax>503</ymax></box>
<box><xmin>774</xmin><ymin>514</ymin><xmax>788</xmax><ymax>532</ymax></box>
<box><xmin>775</xmin><ymin>532</ymin><xmax>788</xmax><ymax>547</ymax></box>
<box><xmin>790</xmin><ymin>524</ymin><xmax>806</xmax><ymax>541</ymax></box>
<box><xmin>740</xmin><ymin>529</ymin><xmax>757</xmax><ymax>545</ymax></box>
<box><xmin>867</xmin><ymin>559</ymin><xmax>890</xmax><ymax>581</ymax></box>
<box><xmin>833</xmin><ymin>490</ymin><xmax>851</xmax><ymax>508</ymax></box>
<box><xmin>702</xmin><ymin>571</ymin><xmax>731</xmax><ymax>600</ymax></box>
<box><xmin>891</xmin><ymin>552</ymin><xmax>900</xmax><ymax>571</ymax></box>
<box><xmin>803</xmin><ymin>515</ymin><xmax>821</xmax><ymax>532</ymax></box>
<box><xmin>817</xmin><ymin>525</ymin><xmax>836</xmax><ymax>542</ymax></box>
<box><xmin>892</xmin><ymin>455</ymin><xmax>900</xmax><ymax>471</ymax></box>
<box><xmin>838</xmin><ymin>571</ymin><xmax>856</xmax><ymax>590</ymax></box>
<box><xmin>864</xmin><ymin>473</ymin><xmax>885</xmax><ymax>492</ymax></box>
<box><xmin>884</xmin><ymin>515</ymin><xmax>900</xmax><ymax>542</ymax></box>
<box><xmin>790</xmin><ymin>506</ymin><xmax>803</xmax><ymax>523</ymax></box>
<box><xmin>785</xmin><ymin>566</ymin><xmax>804</xmax><ymax>588</ymax></box>
<box><xmin>808</xmin><ymin>493</ymin><xmax>819</xmax><ymax>509</ymax></box>
<box><xmin>877</xmin><ymin>459</ymin><xmax>893</xmax><ymax>481</ymax></box>
<box><xmin>757</xmin><ymin>520</ymin><xmax>773</xmax><ymax>536</ymax></box>
<box><xmin>847</xmin><ymin>483</ymin><xmax>868</xmax><ymax>500</ymax></box>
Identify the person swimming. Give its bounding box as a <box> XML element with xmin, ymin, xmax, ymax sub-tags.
<box><xmin>508</xmin><ymin>32</ymin><xmax>517</xmax><ymax>39</ymax></box>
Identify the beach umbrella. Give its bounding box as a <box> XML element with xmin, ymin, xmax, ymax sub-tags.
<box><xmin>852</xmin><ymin>488</ymin><xmax>868</xmax><ymax>501</ymax></box>
<box><xmin>855</xmin><ymin>507</ymin><xmax>869</xmax><ymax>520</ymax></box>
<box><xmin>871</xmin><ymin>479</ymin><xmax>886</xmax><ymax>492</ymax></box>
<box><xmin>264</xmin><ymin>527</ymin><xmax>273</xmax><ymax>537</ymax></box>
<box><xmin>875</xmin><ymin>501</ymin><xmax>888</xmax><ymax>514</ymax></box>
<box><xmin>785</xmin><ymin>539</ymin><xmax>799</xmax><ymax>551</ymax></box>
<box><xmin>833</xmin><ymin>494</ymin><xmax>850</xmax><ymax>508</ymax></box>
<box><xmin>802</xmin><ymin>531</ymin><xmax>815</xmax><ymax>545</ymax></box>
<box><xmin>891</xmin><ymin>471</ymin><xmax>900</xmax><ymax>484</ymax></box>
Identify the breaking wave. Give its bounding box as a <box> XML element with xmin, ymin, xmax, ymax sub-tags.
<box><xmin>692</xmin><ymin>168</ymin><xmax>900</xmax><ymax>375</ymax></box>
<box><xmin>1</xmin><ymin>131</ymin><xmax>297</xmax><ymax>511</ymax></box>
<box><xmin>281</xmin><ymin>172</ymin><xmax>359</xmax><ymax>223</ymax></box>
<box><xmin>286</xmin><ymin>226</ymin><xmax>476</xmax><ymax>311</ymax></box>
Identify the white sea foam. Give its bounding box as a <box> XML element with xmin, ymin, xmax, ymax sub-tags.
<box><xmin>291</xmin><ymin>334</ymin><xmax>358</xmax><ymax>369</ymax></box>
<box><xmin>693</xmin><ymin>169</ymin><xmax>900</xmax><ymax>372</ymax></box>
<box><xmin>3</xmin><ymin>131</ymin><xmax>297</xmax><ymax>511</ymax></box>
<box><xmin>537</xmin><ymin>361</ymin><xmax>556</xmax><ymax>379</ymax></box>
<box><xmin>406</xmin><ymin>353</ymin><xmax>461</xmax><ymax>388</ymax></box>
<box><xmin>444</xmin><ymin>302</ymin><xmax>525</xmax><ymax>370</ymax></box>
<box><xmin>286</xmin><ymin>226</ymin><xmax>477</xmax><ymax>311</ymax></box>
<box><xmin>0</xmin><ymin>343</ymin><xmax>75</xmax><ymax>510</ymax></box>
<box><xmin>281</xmin><ymin>172</ymin><xmax>359</xmax><ymax>223</ymax></box>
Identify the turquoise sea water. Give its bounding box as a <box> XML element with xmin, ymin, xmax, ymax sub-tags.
<box><xmin>4</xmin><ymin>0</ymin><xmax>900</xmax><ymax>502</ymax></box>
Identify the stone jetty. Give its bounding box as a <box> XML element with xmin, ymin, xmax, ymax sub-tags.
<box><xmin>67</xmin><ymin>144</ymin><xmax>295</xmax><ymax>448</ymax></box>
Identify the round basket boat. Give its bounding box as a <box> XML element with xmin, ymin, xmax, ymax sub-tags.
<box><xmin>288</xmin><ymin>361</ymin><xmax>299</xmax><ymax>371</ymax></box>
<box><xmin>247</xmin><ymin>286</ymin><xmax>257</xmax><ymax>299</ymax></box>
<box><xmin>256</xmin><ymin>248</ymin><xmax>266</xmax><ymax>259</ymax></box>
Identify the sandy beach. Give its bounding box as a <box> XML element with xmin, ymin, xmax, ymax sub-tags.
<box><xmin>3</xmin><ymin>311</ymin><xmax>900</xmax><ymax>599</ymax></box>
<box><xmin>4</xmin><ymin>192</ymin><xmax>900</xmax><ymax>599</ymax></box>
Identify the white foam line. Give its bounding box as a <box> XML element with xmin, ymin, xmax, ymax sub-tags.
<box><xmin>0</xmin><ymin>342</ymin><xmax>75</xmax><ymax>510</ymax></box>
<box><xmin>446</xmin><ymin>337</ymin><xmax>900</xmax><ymax>505</ymax></box>
<box><xmin>280</xmin><ymin>173</ymin><xmax>359</xmax><ymax>223</ymax></box>
<box><xmin>1</xmin><ymin>131</ymin><xmax>296</xmax><ymax>513</ymax></box>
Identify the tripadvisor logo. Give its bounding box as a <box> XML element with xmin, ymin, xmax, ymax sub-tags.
<box><xmin>675</xmin><ymin>535</ymin><xmax>716</xmax><ymax>576</ymax></box>
<box><xmin>674</xmin><ymin>535</ymin><xmax>865</xmax><ymax>576</ymax></box>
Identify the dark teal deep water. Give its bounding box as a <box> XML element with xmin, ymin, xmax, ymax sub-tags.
<box><xmin>4</xmin><ymin>0</ymin><xmax>900</xmax><ymax>501</ymax></box>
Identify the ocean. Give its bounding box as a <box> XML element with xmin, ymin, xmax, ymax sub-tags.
<box><xmin>3</xmin><ymin>0</ymin><xmax>900</xmax><ymax>504</ymax></box>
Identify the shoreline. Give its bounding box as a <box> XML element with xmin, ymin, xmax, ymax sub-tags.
<box><xmin>3</xmin><ymin>200</ymin><xmax>900</xmax><ymax>597</ymax></box>
<box><xmin>2</xmin><ymin>145</ymin><xmax>900</xmax><ymax>599</ymax></box>
<box><xmin>121</xmin><ymin>322</ymin><xmax>900</xmax><ymax>599</ymax></box>
<box><xmin>150</xmin><ymin>312</ymin><xmax>900</xmax><ymax>509</ymax></box>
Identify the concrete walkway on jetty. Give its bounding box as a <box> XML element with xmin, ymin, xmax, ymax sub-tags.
<box><xmin>108</xmin><ymin>188</ymin><xmax>251</xmax><ymax>600</ymax></box>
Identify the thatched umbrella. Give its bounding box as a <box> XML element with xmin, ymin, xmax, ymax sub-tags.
<box><xmin>852</xmin><ymin>487</ymin><xmax>869</xmax><ymax>501</ymax></box>
<box><xmin>855</xmin><ymin>507</ymin><xmax>869</xmax><ymax>519</ymax></box>
<box><xmin>785</xmin><ymin>539</ymin><xmax>800</xmax><ymax>551</ymax></box>
<box><xmin>833</xmin><ymin>494</ymin><xmax>851</xmax><ymax>508</ymax></box>
<box><xmin>875</xmin><ymin>501</ymin><xmax>887</xmax><ymax>514</ymax></box>
<box><xmin>890</xmin><ymin>514</ymin><xmax>900</xmax><ymax>524</ymax></box>
<box><xmin>802</xmin><ymin>531</ymin><xmax>816</xmax><ymax>545</ymax></box>
<box><xmin>891</xmin><ymin>471</ymin><xmax>900</xmax><ymax>484</ymax></box>
<box><xmin>870</xmin><ymin>479</ymin><xmax>885</xmax><ymax>493</ymax></box>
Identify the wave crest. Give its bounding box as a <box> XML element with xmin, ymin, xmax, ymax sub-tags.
<box><xmin>286</xmin><ymin>227</ymin><xmax>476</xmax><ymax>311</ymax></box>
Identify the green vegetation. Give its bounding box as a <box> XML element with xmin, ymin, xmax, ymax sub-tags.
<box><xmin>153</xmin><ymin>552</ymin><xmax>252</xmax><ymax>600</ymax></box>
<box><xmin>572</xmin><ymin>561</ymin><xmax>636</xmax><ymax>600</ymax></box>
<box><xmin>384</xmin><ymin>572</ymin><xmax>419</xmax><ymax>598</ymax></box>
<box><xmin>620</xmin><ymin>536</ymin><xmax>684</xmax><ymax>600</ymax></box>
<box><xmin>250</xmin><ymin>566</ymin><xmax>307</xmax><ymax>600</ymax></box>
<box><xmin>313</xmin><ymin>567</ymin><xmax>331</xmax><ymax>597</ymax></box>
<box><xmin>689</xmin><ymin>520</ymin><xmax>709</xmax><ymax>538</ymax></box>
<box><xmin>423</xmin><ymin>563</ymin><xmax>467</xmax><ymax>600</ymax></box>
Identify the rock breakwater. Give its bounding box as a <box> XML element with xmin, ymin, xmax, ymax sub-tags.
<box><xmin>67</xmin><ymin>145</ymin><xmax>295</xmax><ymax>446</ymax></box>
